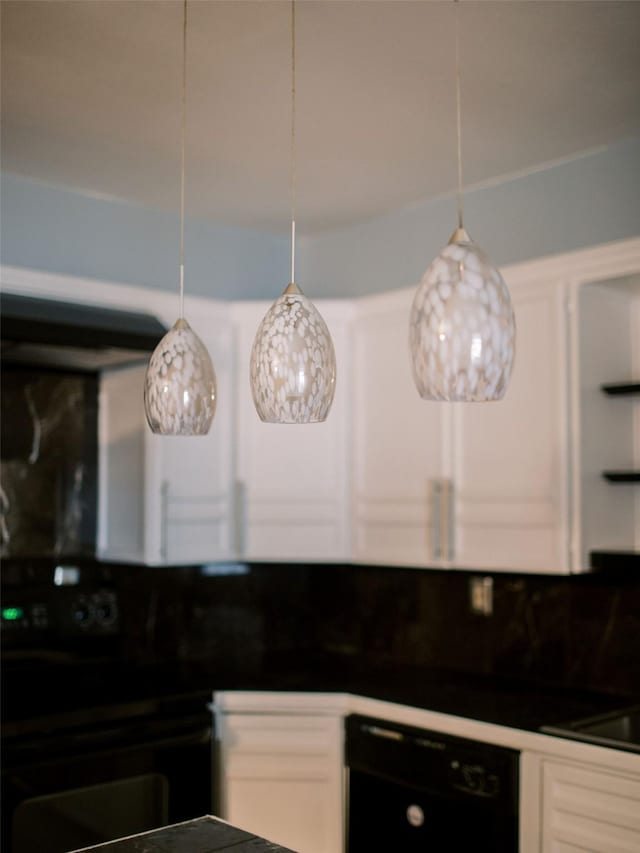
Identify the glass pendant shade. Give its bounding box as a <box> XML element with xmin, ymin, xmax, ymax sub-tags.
<box><xmin>250</xmin><ymin>282</ymin><xmax>336</xmax><ymax>424</ymax></box>
<box><xmin>409</xmin><ymin>228</ymin><xmax>516</xmax><ymax>402</ymax></box>
<box><xmin>144</xmin><ymin>318</ymin><xmax>217</xmax><ymax>435</ymax></box>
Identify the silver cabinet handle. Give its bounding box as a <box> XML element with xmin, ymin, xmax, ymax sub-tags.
<box><xmin>160</xmin><ymin>479</ymin><xmax>169</xmax><ymax>562</ymax></box>
<box><xmin>430</xmin><ymin>479</ymin><xmax>441</xmax><ymax>561</ymax></box>
<box><xmin>233</xmin><ymin>480</ymin><xmax>246</xmax><ymax>558</ymax></box>
<box><xmin>440</xmin><ymin>478</ymin><xmax>455</xmax><ymax>561</ymax></box>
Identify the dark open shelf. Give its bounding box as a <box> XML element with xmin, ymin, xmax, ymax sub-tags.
<box><xmin>602</xmin><ymin>471</ymin><xmax>640</xmax><ymax>483</ymax></box>
<box><xmin>601</xmin><ymin>382</ymin><xmax>640</xmax><ymax>396</ymax></box>
<box><xmin>590</xmin><ymin>551</ymin><xmax>640</xmax><ymax>571</ymax></box>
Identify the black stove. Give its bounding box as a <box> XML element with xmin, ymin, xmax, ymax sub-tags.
<box><xmin>1</xmin><ymin>558</ymin><xmax>215</xmax><ymax>853</ymax></box>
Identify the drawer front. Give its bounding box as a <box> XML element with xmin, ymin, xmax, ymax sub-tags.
<box><xmin>542</xmin><ymin>759</ymin><xmax>640</xmax><ymax>853</ymax></box>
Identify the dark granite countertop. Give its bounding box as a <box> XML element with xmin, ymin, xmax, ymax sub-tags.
<box><xmin>206</xmin><ymin>655</ymin><xmax>636</xmax><ymax>733</ymax></box>
<box><xmin>72</xmin><ymin>816</ymin><xmax>295</xmax><ymax>853</ymax></box>
<box><xmin>3</xmin><ymin>653</ymin><xmax>635</xmax><ymax>737</ymax></box>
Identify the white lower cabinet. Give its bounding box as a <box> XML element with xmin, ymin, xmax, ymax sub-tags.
<box><xmin>215</xmin><ymin>693</ymin><xmax>640</xmax><ymax>853</ymax></box>
<box><xmin>540</xmin><ymin>757</ymin><xmax>640</xmax><ymax>853</ymax></box>
<box><xmin>215</xmin><ymin>694</ymin><xmax>344</xmax><ymax>853</ymax></box>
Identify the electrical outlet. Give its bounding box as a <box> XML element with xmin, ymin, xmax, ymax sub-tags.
<box><xmin>469</xmin><ymin>576</ymin><xmax>493</xmax><ymax>616</ymax></box>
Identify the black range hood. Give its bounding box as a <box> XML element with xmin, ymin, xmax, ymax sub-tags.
<box><xmin>1</xmin><ymin>293</ymin><xmax>167</xmax><ymax>371</ymax></box>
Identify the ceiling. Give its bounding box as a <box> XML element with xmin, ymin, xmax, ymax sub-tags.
<box><xmin>2</xmin><ymin>1</ymin><xmax>640</xmax><ymax>234</ymax></box>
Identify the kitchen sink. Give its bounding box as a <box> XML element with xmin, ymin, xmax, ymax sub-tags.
<box><xmin>541</xmin><ymin>705</ymin><xmax>640</xmax><ymax>753</ymax></box>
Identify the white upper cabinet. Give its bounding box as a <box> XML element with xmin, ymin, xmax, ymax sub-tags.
<box><xmin>140</xmin><ymin>298</ymin><xmax>235</xmax><ymax>565</ymax></box>
<box><xmin>353</xmin><ymin>289</ymin><xmax>448</xmax><ymax>566</ymax></box>
<box><xmin>232</xmin><ymin>300</ymin><xmax>352</xmax><ymax>562</ymax></box>
<box><xmin>5</xmin><ymin>236</ymin><xmax>640</xmax><ymax>572</ymax></box>
<box><xmin>352</xmin><ymin>279</ymin><xmax>571</xmax><ymax>572</ymax></box>
<box><xmin>452</xmin><ymin>276</ymin><xmax>571</xmax><ymax>572</ymax></box>
<box><xmin>352</xmin><ymin>238</ymin><xmax>640</xmax><ymax>574</ymax></box>
<box><xmin>0</xmin><ymin>268</ymin><xmax>236</xmax><ymax>566</ymax></box>
<box><xmin>102</xmin><ymin>296</ymin><xmax>234</xmax><ymax>566</ymax></box>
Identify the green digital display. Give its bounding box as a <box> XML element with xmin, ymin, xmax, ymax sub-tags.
<box><xmin>2</xmin><ymin>607</ymin><xmax>24</xmax><ymax>622</ymax></box>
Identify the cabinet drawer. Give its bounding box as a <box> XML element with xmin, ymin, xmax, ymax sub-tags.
<box><xmin>219</xmin><ymin>713</ymin><xmax>341</xmax><ymax>756</ymax></box>
<box><xmin>542</xmin><ymin>759</ymin><xmax>640</xmax><ymax>853</ymax></box>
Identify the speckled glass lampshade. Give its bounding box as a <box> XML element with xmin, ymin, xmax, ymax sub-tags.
<box><xmin>144</xmin><ymin>318</ymin><xmax>217</xmax><ymax>435</ymax></box>
<box><xmin>409</xmin><ymin>228</ymin><xmax>516</xmax><ymax>402</ymax></box>
<box><xmin>250</xmin><ymin>283</ymin><xmax>336</xmax><ymax>424</ymax></box>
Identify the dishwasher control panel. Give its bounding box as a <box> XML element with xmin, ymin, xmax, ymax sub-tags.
<box><xmin>449</xmin><ymin>759</ymin><xmax>501</xmax><ymax>797</ymax></box>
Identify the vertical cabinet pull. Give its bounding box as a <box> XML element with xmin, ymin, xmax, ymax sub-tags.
<box><xmin>440</xmin><ymin>478</ymin><xmax>455</xmax><ymax>561</ymax></box>
<box><xmin>233</xmin><ymin>480</ymin><xmax>246</xmax><ymax>558</ymax></box>
<box><xmin>430</xmin><ymin>478</ymin><xmax>455</xmax><ymax>563</ymax></box>
<box><xmin>430</xmin><ymin>479</ymin><xmax>441</xmax><ymax>560</ymax></box>
<box><xmin>160</xmin><ymin>479</ymin><xmax>169</xmax><ymax>562</ymax></box>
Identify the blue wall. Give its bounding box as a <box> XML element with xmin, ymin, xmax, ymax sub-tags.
<box><xmin>299</xmin><ymin>137</ymin><xmax>640</xmax><ymax>297</ymax></box>
<box><xmin>0</xmin><ymin>173</ymin><xmax>289</xmax><ymax>300</ymax></box>
<box><xmin>2</xmin><ymin>136</ymin><xmax>639</xmax><ymax>300</ymax></box>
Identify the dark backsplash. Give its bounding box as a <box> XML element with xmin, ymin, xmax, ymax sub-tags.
<box><xmin>0</xmin><ymin>367</ymin><xmax>98</xmax><ymax>558</ymax></box>
<box><xmin>303</xmin><ymin>564</ymin><xmax>640</xmax><ymax>697</ymax></box>
<box><xmin>0</xmin><ymin>364</ymin><xmax>636</xmax><ymax>701</ymax></box>
<box><xmin>106</xmin><ymin>561</ymin><xmax>639</xmax><ymax>699</ymax></box>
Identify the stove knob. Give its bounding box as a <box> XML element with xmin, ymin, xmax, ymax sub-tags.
<box><xmin>93</xmin><ymin>593</ymin><xmax>118</xmax><ymax>629</ymax></box>
<box><xmin>71</xmin><ymin>596</ymin><xmax>94</xmax><ymax>629</ymax></box>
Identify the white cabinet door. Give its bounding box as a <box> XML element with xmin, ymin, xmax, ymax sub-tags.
<box><xmin>352</xmin><ymin>280</ymin><xmax>572</xmax><ymax>573</ymax></box>
<box><xmin>98</xmin><ymin>363</ymin><xmax>147</xmax><ymax>563</ymax></box>
<box><xmin>352</xmin><ymin>289</ymin><xmax>447</xmax><ymax>566</ymax></box>
<box><xmin>233</xmin><ymin>300</ymin><xmax>351</xmax><ymax>562</ymax></box>
<box><xmin>541</xmin><ymin>758</ymin><xmax>640</xmax><ymax>853</ymax></box>
<box><xmin>143</xmin><ymin>298</ymin><xmax>235</xmax><ymax>564</ymax></box>
<box><xmin>217</xmin><ymin>711</ymin><xmax>344</xmax><ymax>853</ymax></box>
<box><xmin>98</xmin><ymin>292</ymin><xmax>235</xmax><ymax>565</ymax></box>
<box><xmin>452</xmin><ymin>278</ymin><xmax>571</xmax><ymax>572</ymax></box>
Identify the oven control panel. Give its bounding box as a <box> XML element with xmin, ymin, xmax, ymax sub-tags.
<box><xmin>1</xmin><ymin>603</ymin><xmax>48</xmax><ymax>631</ymax></box>
<box><xmin>2</xmin><ymin>589</ymin><xmax>120</xmax><ymax>636</ymax></box>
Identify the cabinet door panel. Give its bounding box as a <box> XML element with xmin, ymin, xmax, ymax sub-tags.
<box><xmin>353</xmin><ymin>292</ymin><xmax>446</xmax><ymax>566</ymax></box>
<box><xmin>143</xmin><ymin>301</ymin><xmax>235</xmax><ymax>564</ymax></box>
<box><xmin>542</xmin><ymin>759</ymin><xmax>640</xmax><ymax>853</ymax></box>
<box><xmin>234</xmin><ymin>302</ymin><xmax>350</xmax><ymax>562</ymax></box>
<box><xmin>453</xmin><ymin>281</ymin><xmax>569</xmax><ymax>572</ymax></box>
<box><xmin>219</xmin><ymin>712</ymin><xmax>343</xmax><ymax>853</ymax></box>
<box><xmin>98</xmin><ymin>365</ymin><xmax>146</xmax><ymax>562</ymax></box>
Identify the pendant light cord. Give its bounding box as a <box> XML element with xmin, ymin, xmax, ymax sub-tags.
<box><xmin>290</xmin><ymin>0</ymin><xmax>297</xmax><ymax>284</ymax></box>
<box><xmin>455</xmin><ymin>0</ymin><xmax>464</xmax><ymax>231</ymax></box>
<box><xmin>179</xmin><ymin>0</ymin><xmax>188</xmax><ymax>319</ymax></box>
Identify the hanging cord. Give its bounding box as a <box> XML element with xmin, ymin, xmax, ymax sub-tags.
<box><xmin>455</xmin><ymin>0</ymin><xmax>464</xmax><ymax>231</ymax></box>
<box><xmin>290</xmin><ymin>0</ymin><xmax>297</xmax><ymax>284</ymax></box>
<box><xmin>179</xmin><ymin>0</ymin><xmax>188</xmax><ymax>319</ymax></box>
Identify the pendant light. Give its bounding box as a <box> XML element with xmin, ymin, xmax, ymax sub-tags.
<box><xmin>250</xmin><ymin>1</ymin><xmax>336</xmax><ymax>424</ymax></box>
<box><xmin>409</xmin><ymin>0</ymin><xmax>515</xmax><ymax>402</ymax></box>
<box><xmin>144</xmin><ymin>0</ymin><xmax>217</xmax><ymax>435</ymax></box>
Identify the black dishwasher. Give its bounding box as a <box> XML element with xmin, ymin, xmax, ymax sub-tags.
<box><xmin>345</xmin><ymin>714</ymin><xmax>519</xmax><ymax>852</ymax></box>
